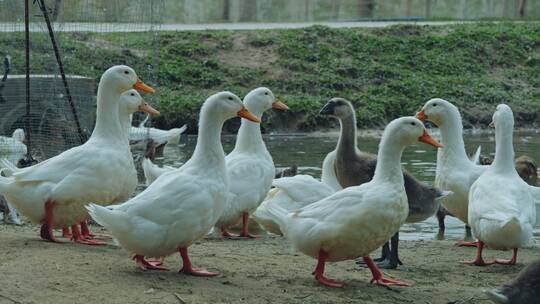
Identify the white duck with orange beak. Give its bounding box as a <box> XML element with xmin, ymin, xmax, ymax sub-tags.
<box><xmin>260</xmin><ymin>116</ymin><xmax>442</xmax><ymax>288</ymax></box>
<box><xmin>87</xmin><ymin>91</ymin><xmax>261</xmax><ymax>276</ymax></box>
<box><xmin>215</xmin><ymin>87</ymin><xmax>289</xmax><ymax>238</ymax></box>
<box><xmin>0</xmin><ymin>65</ymin><xmax>157</xmax><ymax>244</ymax></box>
<box><xmin>466</xmin><ymin>104</ymin><xmax>536</xmax><ymax>266</ymax></box>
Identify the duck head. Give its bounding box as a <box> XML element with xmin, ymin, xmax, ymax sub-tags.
<box><xmin>416</xmin><ymin>98</ymin><xmax>459</xmax><ymax>127</ymax></box>
<box><xmin>119</xmin><ymin>89</ymin><xmax>160</xmax><ymax>116</ymax></box>
<box><xmin>102</xmin><ymin>65</ymin><xmax>155</xmax><ymax>94</ymax></box>
<box><xmin>244</xmin><ymin>87</ymin><xmax>288</xmax><ymax>117</ymax></box>
<box><xmin>319</xmin><ymin>98</ymin><xmax>357</xmax><ymax>119</ymax></box>
<box><xmin>206</xmin><ymin>91</ymin><xmax>260</xmax><ymax>123</ymax></box>
<box><xmin>386</xmin><ymin>116</ymin><xmax>443</xmax><ymax>148</ymax></box>
<box><xmin>490</xmin><ymin>104</ymin><xmax>514</xmax><ymax>130</ymax></box>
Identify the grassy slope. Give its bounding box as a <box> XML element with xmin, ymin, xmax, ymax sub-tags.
<box><xmin>1</xmin><ymin>22</ymin><xmax>539</xmax><ymax>132</ymax></box>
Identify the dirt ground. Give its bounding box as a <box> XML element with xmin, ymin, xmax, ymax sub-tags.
<box><xmin>0</xmin><ymin>224</ymin><xmax>538</xmax><ymax>304</ymax></box>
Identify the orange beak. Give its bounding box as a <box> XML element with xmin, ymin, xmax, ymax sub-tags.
<box><xmin>138</xmin><ymin>102</ymin><xmax>160</xmax><ymax>116</ymax></box>
<box><xmin>237</xmin><ymin>106</ymin><xmax>261</xmax><ymax>123</ymax></box>
<box><xmin>418</xmin><ymin>129</ymin><xmax>443</xmax><ymax>148</ymax></box>
<box><xmin>133</xmin><ymin>79</ymin><xmax>155</xmax><ymax>94</ymax></box>
<box><xmin>416</xmin><ymin>110</ymin><xmax>427</xmax><ymax>121</ymax></box>
<box><xmin>272</xmin><ymin>100</ymin><xmax>289</xmax><ymax>110</ymax></box>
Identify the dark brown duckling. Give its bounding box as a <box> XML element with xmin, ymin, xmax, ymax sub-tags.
<box><xmin>515</xmin><ymin>155</ymin><xmax>538</xmax><ymax>186</ymax></box>
<box><xmin>275</xmin><ymin>165</ymin><xmax>298</xmax><ymax>179</ymax></box>
<box><xmin>320</xmin><ymin>98</ymin><xmax>450</xmax><ymax>269</ymax></box>
<box><xmin>484</xmin><ymin>259</ymin><xmax>540</xmax><ymax>304</ymax></box>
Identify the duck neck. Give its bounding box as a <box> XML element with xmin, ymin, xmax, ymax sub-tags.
<box><xmin>235</xmin><ymin>109</ymin><xmax>265</xmax><ymax>153</ymax></box>
<box><xmin>191</xmin><ymin>109</ymin><xmax>226</xmax><ymax>171</ymax></box>
<box><xmin>90</xmin><ymin>82</ymin><xmax>124</xmax><ymax>143</ymax></box>
<box><xmin>118</xmin><ymin>111</ymin><xmax>132</xmax><ymax>143</ymax></box>
<box><xmin>336</xmin><ymin>113</ymin><xmax>357</xmax><ymax>159</ymax></box>
<box><xmin>492</xmin><ymin>125</ymin><xmax>515</xmax><ymax>173</ymax></box>
<box><xmin>438</xmin><ymin>112</ymin><xmax>469</xmax><ymax>164</ymax></box>
<box><xmin>372</xmin><ymin>135</ymin><xmax>405</xmax><ymax>185</ymax></box>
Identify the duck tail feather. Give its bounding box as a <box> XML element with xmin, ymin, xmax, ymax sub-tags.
<box><xmin>86</xmin><ymin>203</ymin><xmax>130</xmax><ymax>235</ymax></box>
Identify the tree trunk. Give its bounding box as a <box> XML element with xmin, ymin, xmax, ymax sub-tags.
<box><xmin>502</xmin><ymin>0</ymin><xmax>510</xmax><ymax>17</ymax></box>
<box><xmin>51</xmin><ymin>0</ymin><xmax>62</xmax><ymax>22</ymax></box>
<box><xmin>358</xmin><ymin>0</ymin><xmax>374</xmax><ymax>18</ymax></box>
<box><xmin>222</xmin><ymin>0</ymin><xmax>230</xmax><ymax>21</ymax></box>
<box><xmin>406</xmin><ymin>0</ymin><xmax>413</xmax><ymax>17</ymax></box>
<box><xmin>519</xmin><ymin>0</ymin><xmax>527</xmax><ymax>17</ymax></box>
<box><xmin>239</xmin><ymin>0</ymin><xmax>257</xmax><ymax>22</ymax></box>
<box><xmin>304</xmin><ymin>0</ymin><xmax>310</xmax><ymax>22</ymax></box>
<box><xmin>331</xmin><ymin>0</ymin><xmax>341</xmax><ymax>21</ymax></box>
<box><xmin>425</xmin><ymin>0</ymin><xmax>432</xmax><ymax>18</ymax></box>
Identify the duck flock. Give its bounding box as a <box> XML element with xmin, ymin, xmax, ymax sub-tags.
<box><xmin>0</xmin><ymin>65</ymin><xmax>539</xmax><ymax>303</ymax></box>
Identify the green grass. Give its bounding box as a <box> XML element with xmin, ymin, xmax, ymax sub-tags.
<box><xmin>1</xmin><ymin>22</ymin><xmax>539</xmax><ymax>132</ymax></box>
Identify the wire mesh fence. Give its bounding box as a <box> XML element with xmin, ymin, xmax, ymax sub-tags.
<box><xmin>0</xmin><ymin>0</ymin><xmax>165</xmax><ymax>222</ymax></box>
<box><xmin>0</xmin><ymin>0</ymin><xmax>164</xmax><ymax>163</ymax></box>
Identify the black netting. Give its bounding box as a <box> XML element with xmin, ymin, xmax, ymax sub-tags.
<box><xmin>0</xmin><ymin>0</ymin><xmax>164</xmax><ymax>223</ymax></box>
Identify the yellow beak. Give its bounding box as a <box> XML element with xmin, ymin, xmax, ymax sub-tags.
<box><xmin>138</xmin><ymin>102</ymin><xmax>160</xmax><ymax>116</ymax></box>
<box><xmin>272</xmin><ymin>100</ymin><xmax>289</xmax><ymax>110</ymax></box>
<box><xmin>237</xmin><ymin>107</ymin><xmax>261</xmax><ymax>123</ymax></box>
<box><xmin>133</xmin><ymin>79</ymin><xmax>155</xmax><ymax>94</ymax></box>
<box><xmin>418</xmin><ymin>129</ymin><xmax>443</xmax><ymax>148</ymax></box>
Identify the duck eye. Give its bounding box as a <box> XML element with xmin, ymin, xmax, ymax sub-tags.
<box><xmin>433</xmin><ymin>103</ymin><xmax>437</xmax><ymax>107</ymax></box>
<box><xmin>228</xmin><ymin>96</ymin><xmax>233</xmax><ymax>100</ymax></box>
<box><xmin>411</xmin><ymin>122</ymin><xmax>416</xmax><ymax>126</ymax></box>
<box><xmin>130</xmin><ymin>93</ymin><xmax>135</xmax><ymax>96</ymax></box>
<box><xmin>264</xmin><ymin>92</ymin><xmax>269</xmax><ymax>95</ymax></box>
<box><xmin>124</xmin><ymin>70</ymin><xmax>129</xmax><ymax>74</ymax></box>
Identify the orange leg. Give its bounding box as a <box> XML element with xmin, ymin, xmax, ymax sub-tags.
<box><xmin>238</xmin><ymin>212</ymin><xmax>258</xmax><ymax>239</ymax></box>
<box><xmin>39</xmin><ymin>200</ymin><xmax>62</xmax><ymax>243</ymax></box>
<box><xmin>364</xmin><ymin>256</ymin><xmax>411</xmax><ymax>287</ymax></box>
<box><xmin>80</xmin><ymin>221</ymin><xmax>95</xmax><ymax>238</ymax></box>
<box><xmin>220</xmin><ymin>227</ymin><xmax>238</xmax><ymax>238</ymax></box>
<box><xmin>62</xmin><ymin>227</ymin><xmax>72</xmax><ymax>239</ymax></box>
<box><xmin>178</xmin><ymin>247</ymin><xmax>218</xmax><ymax>277</ymax></box>
<box><xmin>312</xmin><ymin>249</ymin><xmax>344</xmax><ymax>288</ymax></box>
<box><xmin>494</xmin><ymin>248</ymin><xmax>518</xmax><ymax>265</ymax></box>
<box><xmin>70</xmin><ymin>224</ymin><xmax>106</xmax><ymax>246</ymax></box>
<box><xmin>80</xmin><ymin>221</ymin><xmax>110</xmax><ymax>240</ymax></box>
<box><xmin>462</xmin><ymin>241</ymin><xmax>494</xmax><ymax>266</ymax></box>
<box><xmin>455</xmin><ymin>240</ymin><xmax>480</xmax><ymax>247</ymax></box>
<box><xmin>133</xmin><ymin>255</ymin><xmax>168</xmax><ymax>271</ymax></box>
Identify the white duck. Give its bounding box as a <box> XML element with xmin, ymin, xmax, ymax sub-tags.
<box><xmin>129</xmin><ymin>115</ymin><xmax>187</xmax><ymax>146</ymax></box>
<box><xmin>0</xmin><ymin>129</ymin><xmax>27</xmax><ymax>165</ymax></box>
<box><xmin>416</xmin><ymin>98</ymin><xmax>488</xmax><ymax>245</ymax></box>
<box><xmin>253</xmin><ymin>174</ymin><xmax>335</xmax><ymax>235</ymax></box>
<box><xmin>0</xmin><ymin>129</ymin><xmax>27</xmax><ymax>225</ymax></box>
<box><xmin>87</xmin><ymin>91</ymin><xmax>260</xmax><ymax>275</ymax></box>
<box><xmin>215</xmin><ymin>87</ymin><xmax>288</xmax><ymax>238</ymax></box>
<box><xmin>140</xmin><ymin>88</ymin><xmax>288</xmax><ymax>238</ymax></box>
<box><xmin>119</xmin><ymin>90</ymin><xmax>160</xmax><ymax>134</ymax></box>
<box><xmin>0</xmin><ymin>65</ymin><xmax>155</xmax><ymax>244</ymax></box>
<box><xmin>261</xmin><ymin>117</ymin><xmax>442</xmax><ymax>287</ymax></box>
<box><xmin>65</xmin><ymin>89</ymin><xmax>160</xmax><ymax>239</ymax></box>
<box><xmin>466</xmin><ymin>104</ymin><xmax>536</xmax><ymax>266</ymax></box>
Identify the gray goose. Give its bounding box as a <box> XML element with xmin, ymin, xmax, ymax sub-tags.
<box><xmin>320</xmin><ymin>98</ymin><xmax>450</xmax><ymax>269</ymax></box>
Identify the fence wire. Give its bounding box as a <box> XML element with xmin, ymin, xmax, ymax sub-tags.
<box><xmin>0</xmin><ymin>0</ymin><xmax>165</xmax><ymax>222</ymax></box>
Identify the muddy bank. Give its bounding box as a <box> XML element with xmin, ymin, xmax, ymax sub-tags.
<box><xmin>0</xmin><ymin>224</ymin><xmax>538</xmax><ymax>304</ymax></box>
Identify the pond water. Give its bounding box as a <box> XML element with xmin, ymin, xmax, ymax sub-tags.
<box><xmin>152</xmin><ymin>130</ymin><xmax>540</xmax><ymax>244</ymax></box>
